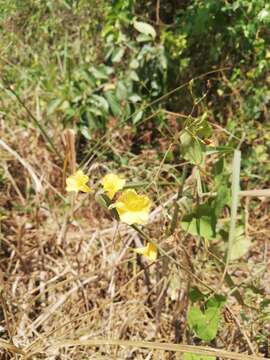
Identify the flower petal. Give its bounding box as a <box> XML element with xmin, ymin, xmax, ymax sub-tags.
<box><xmin>80</xmin><ymin>184</ymin><xmax>92</xmax><ymax>193</ymax></box>
<box><xmin>101</xmin><ymin>173</ymin><xmax>126</xmax><ymax>199</ymax></box>
<box><xmin>66</xmin><ymin>178</ymin><xmax>79</xmax><ymax>192</ymax></box>
<box><xmin>113</xmin><ymin>189</ymin><xmax>151</xmax><ymax>225</ymax></box>
<box><xmin>134</xmin><ymin>242</ymin><xmax>158</xmax><ymax>261</ymax></box>
<box><xmin>66</xmin><ymin>170</ymin><xmax>91</xmax><ymax>193</ymax></box>
<box><xmin>118</xmin><ymin>210</ymin><xmax>149</xmax><ymax>225</ymax></box>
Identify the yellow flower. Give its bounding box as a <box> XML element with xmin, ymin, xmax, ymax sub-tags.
<box><xmin>66</xmin><ymin>170</ymin><xmax>91</xmax><ymax>193</ymax></box>
<box><xmin>112</xmin><ymin>189</ymin><xmax>151</xmax><ymax>225</ymax></box>
<box><xmin>134</xmin><ymin>242</ymin><xmax>158</xmax><ymax>261</ymax></box>
<box><xmin>101</xmin><ymin>173</ymin><xmax>126</xmax><ymax>199</ymax></box>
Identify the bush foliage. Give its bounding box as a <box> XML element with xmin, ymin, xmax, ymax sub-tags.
<box><xmin>1</xmin><ymin>0</ymin><xmax>270</xmax><ymax>177</ymax></box>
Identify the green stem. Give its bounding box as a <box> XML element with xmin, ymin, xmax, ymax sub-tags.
<box><xmin>168</xmin><ymin>165</ymin><xmax>188</xmax><ymax>236</ymax></box>
<box><xmin>131</xmin><ymin>224</ymin><xmax>213</xmax><ymax>292</ymax></box>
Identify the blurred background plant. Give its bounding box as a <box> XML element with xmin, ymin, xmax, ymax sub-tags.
<box><xmin>1</xmin><ymin>0</ymin><xmax>270</xmax><ymax>179</ymax></box>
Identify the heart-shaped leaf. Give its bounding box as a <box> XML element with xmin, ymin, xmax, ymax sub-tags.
<box><xmin>187</xmin><ymin>295</ymin><xmax>226</xmax><ymax>341</ymax></box>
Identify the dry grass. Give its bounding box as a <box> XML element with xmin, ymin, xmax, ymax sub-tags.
<box><xmin>0</xmin><ymin>120</ymin><xmax>270</xmax><ymax>360</ymax></box>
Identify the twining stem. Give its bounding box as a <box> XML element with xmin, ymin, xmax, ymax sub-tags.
<box><xmin>131</xmin><ymin>225</ymin><xmax>213</xmax><ymax>292</ymax></box>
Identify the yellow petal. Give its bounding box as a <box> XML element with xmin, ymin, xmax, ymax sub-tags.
<box><xmin>113</xmin><ymin>189</ymin><xmax>151</xmax><ymax>225</ymax></box>
<box><xmin>118</xmin><ymin>210</ymin><xmax>149</xmax><ymax>225</ymax></box>
<box><xmin>66</xmin><ymin>178</ymin><xmax>79</xmax><ymax>192</ymax></box>
<box><xmin>79</xmin><ymin>184</ymin><xmax>91</xmax><ymax>193</ymax></box>
<box><xmin>134</xmin><ymin>242</ymin><xmax>158</xmax><ymax>261</ymax></box>
<box><xmin>101</xmin><ymin>173</ymin><xmax>126</xmax><ymax>199</ymax></box>
<box><xmin>66</xmin><ymin>170</ymin><xmax>91</xmax><ymax>193</ymax></box>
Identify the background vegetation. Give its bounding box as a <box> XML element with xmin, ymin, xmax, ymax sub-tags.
<box><xmin>0</xmin><ymin>0</ymin><xmax>270</xmax><ymax>359</ymax></box>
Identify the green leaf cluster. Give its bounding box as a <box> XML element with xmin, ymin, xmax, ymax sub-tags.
<box><xmin>180</xmin><ymin>114</ymin><xmax>212</xmax><ymax>165</ymax></box>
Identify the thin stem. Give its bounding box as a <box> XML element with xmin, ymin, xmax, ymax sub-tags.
<box><xmin>131</xmin><ymin>224</ymin><xmax>213</xmax><ymax>292</ymax></box>
<box><xmin>168</xmin><ymin>165</ymin><xmax>188</xmax><ymax>236</ymax></box>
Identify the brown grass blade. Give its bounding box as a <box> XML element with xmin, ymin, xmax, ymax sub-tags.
<box><xmin>0</xmin><ymin>339</ymin><xmax>25</xmax><ymax>356</ymax></box>
<box><xmin>44</xmin><ymin>339</ymin><xmax>268</xmax><ymax>360</ymax></box>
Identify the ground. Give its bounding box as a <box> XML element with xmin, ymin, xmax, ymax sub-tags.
<box><xmin>0</xmin><ymin>121</ymin><xmax>270</xmax><ymax>359</ymax></box>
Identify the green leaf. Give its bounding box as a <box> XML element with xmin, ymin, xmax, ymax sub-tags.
<box><xmin>90</xmin><ymin>66</ymin><xmax>109</xmax><ymax>80</ymax></box>
<box><xmin>181</xmin><ymin>215</ymin><xmax>213</xmax><ymax>239</ymax></box>
<box><xmin>90</xmin><ymin>95</ymin><xmax>109</xmax><ymax>113</ymax></box>
<box><xmin>206</xmin><ymin>294</ymin><xmax>226</xmax><ymax>309</ymax></box>
<box><xmin>189</xmin><ymin>287</ymin><xmax>205</xmax><ymax>303</ymax></box>
<box><xmin>213</xmin><ymin>158</ymin><xmax>224</xmax><ymax>178</ymax></box>
<box><xmin>47</xmin><ymin>98</ymin><xmax>63</xmax><ymax>115</ymax></box>
<box><xmin>212</xmin><ymin>185</ymin><xmax>230</xmax><ymax>216</ymax></box>
<box><xmin>111</xmin><ymin>47</ymin><xmax>125</xmax><ymax>63</ymax></box>
<box><xmin>128</xmin><ymin>94</ymin><xmax>141</xmax><ymax>103</ymax></box>
<box><xmin>205</xmin><ymin>146</ymin><xmax>234</xmax><ymax>155</ymax></box>
<box><xmin>136</xmin><ymin>33</ymin><xmax>153</xmax><ymax>42</ymax></box>
<box><xmin>104</xmin><ymin>91</ymin><xmax>121</xmax><ymax>117</ymax></box>
<box><xmin>258</xmin><ymin>8</ymin><xmax>270</xmax><ymax>22</ymax></box>
<box><xmin>260</xmin><ymin>299</ymin><xmax>270</xmax><ymax>310</ymax></box>
<box><xmin>134</xmin><ymin>21</ymin><xmax>156</xmax><ymax>39</ymax></box>
<box><xmin>116</xmin><ymin>80</ymin><xmax>128</xmax><ymax>100</ymax></box>
<box><xmin>195</xmin><ymin>115</ymin><xmax>212</xmax><ymax>138</ymax></box>
<box><xmin>129</xmin><ymin>59</ymin><xmax>139</xmax><ymax>69</ymax></box>
<box><xmin>183</xmin><ymin>353</ymin><xmax>215</xmax><ymax>360</ymax></box>
<box><xmin>230</xmin><ymin>226</ymin><xmax>251</xmax><ymax>261</ymax></box>
<box><xmin>88</xmin><ymin>107</ymin><xmax>103</xmax><ymax>117</ymax></box>
<box><xmin>128</xmin><ymin>70</ymin><xmax>140</xmax><ymax>82</ymax></box>
<box><xmin>187</xmin><ymin>295</ymin><xmax>226</xmax><ymax>341</ymax></box>
<box><xmin>186</xmin><ymin>114</ymin><xmax>212</xmax><ymax>139</ymax></box>
<box><xmin>180</xmin><ymin>131</ymin><xmax>204</xmax><ymax>165</ymax></box>
<box><xmin>187</xmin><ymin>306</ymin><xmax>218</xmax><ymax>341</ymax></box>
<box><xmin>80</xmin><ymin>126</ymin><xmax>91</xmax><ymax>140</ymax></box>
<box><xmin>181</xmin><ymin>204</ymin><xmax>216</xmax><ymax>240</ymax></box>
<box><xmin>132</xmin><ymin>110</ymin><xmax>143</xmax><ymax>124</ymax></box>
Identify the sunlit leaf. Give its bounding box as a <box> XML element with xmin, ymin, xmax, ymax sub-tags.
<box><xmin>129</xmin><ymin>94</ymin><xmax>141</xmax><ymax>103</ymax></box>
<box><xmin>134</xmin><ymin>21</ymin><xmax>156</xmax><ymax>39</ymax></box>
<box><xmin>230</xmin><ymin>226</ymin><xmax>251</xmax><ymax>261</ymax></box>
<box><xmin>132</xmin><ymin>110</ymin><xmax>143</xmax><ymax>124</ymax></box>
<box><xmin>187</xmin><ymin>295</ymin><xmax>226</xmax><ymax>341</ymax></box>
<box><xmin>47</xmin><ymin>98</ymin><xmax>63</xmax><ymax>115</ymax></box>
<box><xmin>111</xmin><ymin>47</ymin><xmax>125</xmax><ymax>63</ymax></box>
<box><xmin>180</xmin><ymin>131</ymin><xmax>204</xmax><ymax>165</ymax></box>
<box><xmin>104</xmin><ymin>91</ymin><xmax>121</xmax><ymax>116</ymax></box>
<box><xmin>116</xmin><ymin>81</ymin><xmax>128</xmax><ymax>100</ymax></box>
<box><xmin>90</xmin><ymin>66</ymin><xmax>109</xmax><ymax>80</ymax></box>
<box><xmin>90</xmin><ymin>95</ymin><xmax>109</xmax><ymax>113</ymax></box>
<box><xmin>181</xmin><ymin>204</ymin><xmax>216</xmax><ymax>240</ymax></box>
